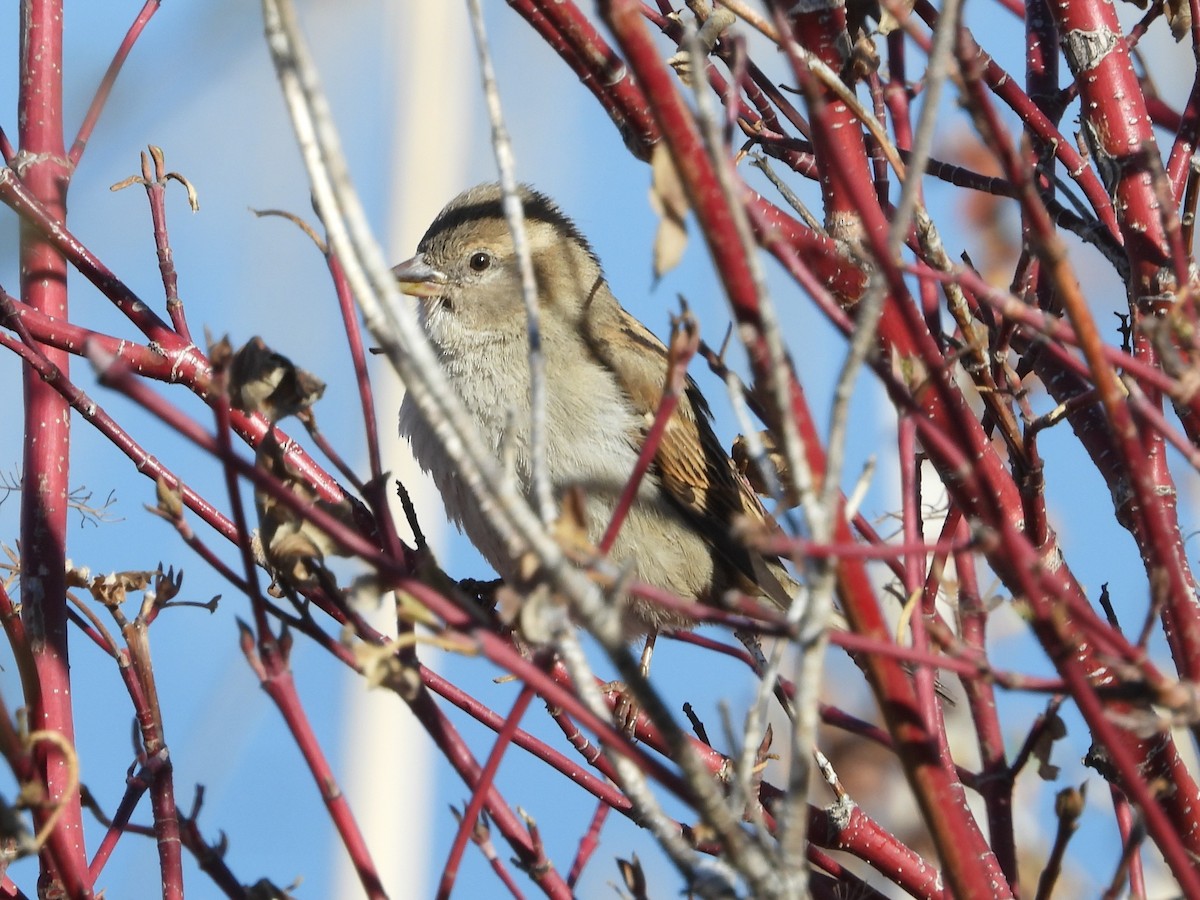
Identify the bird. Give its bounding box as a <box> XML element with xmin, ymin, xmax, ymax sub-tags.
<box><xmin>394</xmin><ymin>183</ymin><xmax>798</xmax><ymax>638</ymax></box>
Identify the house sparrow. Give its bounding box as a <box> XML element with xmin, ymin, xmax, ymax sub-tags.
<box><xmin>395</xmin><ymin>183</ymin><xmax>797</xmax><ymax>636</ymax></box>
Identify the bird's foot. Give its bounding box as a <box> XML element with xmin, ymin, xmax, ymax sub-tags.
<box><xmin>600</xmin><ymin>680</ymin><xmax>643</xmax><ymax>738</ymax></box>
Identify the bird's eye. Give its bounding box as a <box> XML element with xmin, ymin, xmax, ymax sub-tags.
<box><xmin>468</xmin><ymin>251</ymin><xmax>491</xmax><ymax>272</ymax></box>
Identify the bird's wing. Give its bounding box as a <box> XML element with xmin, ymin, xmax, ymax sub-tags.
<box><xmin>584</xmin><ymin>296</ymin><xmax>793</xmax><ymax>603</ymax></box>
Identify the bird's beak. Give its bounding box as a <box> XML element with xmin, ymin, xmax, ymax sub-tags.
<box><xmin>392</xmin><ymin>255</ymin><xmax>448</xmax><ymax>297</ymax></box>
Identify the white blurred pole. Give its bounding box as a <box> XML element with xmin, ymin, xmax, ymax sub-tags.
<box><xmin>335</xmin><ymin>3</ymin><xmax>472</xmax><ymax>896</ymax></box>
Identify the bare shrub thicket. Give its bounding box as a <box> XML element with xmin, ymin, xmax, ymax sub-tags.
<box><xmin>2</xmin><ymin>0</ymin><xmax>1200</xmax><ymax>897</ymax></box>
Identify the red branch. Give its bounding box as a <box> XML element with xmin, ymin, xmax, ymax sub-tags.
<box><xmin>16</xmin><ymin>1</ymin><xmax>89</xmax><ymax>894</ymax></box>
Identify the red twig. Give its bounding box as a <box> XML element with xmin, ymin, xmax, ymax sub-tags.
<box><xmin>566</xmin><ymin>800</ymin><xmax>611</xmax><ymax>888</ymax></box>
<box><xmin>326</xmin><ymin>251</ymin><xmax>384</xmax><ymax>482</ymax></box>
<box><xmin>68</xmin><ymin>0</ymin><xmax>161</xmax><ymax>166</ymax></box>
<box><xmin>438</xmin><ymin>683</ymin><xmax>537</xmax><ymax>898</ymax></box>
<box><xmin>600</xmin><ymin>4</ymin><xmax>1007</xmax><ymax>894</ymax></box>
<box><xmin>16</xmin><ymin>2</ymin><xmax>89</xmax><ymax>893</ymax></box>
<box><xmin>600</xmin><ymin>310</ymin><xmax>697</xmax><ymax>551</ymax></box>
<box><xmin>0</xmin><ymin>169</ymin><xmax>348</xmax><ymax>506</ymax></box>
<box><xmin>239</xmin><ymin>624</ymin><xmax>387</xmax><ymax>900</ymax></box>
<box><xmin>117</xmin><ymin>145</ymin><xmax>195</xmax><ymax>342</ymax></box>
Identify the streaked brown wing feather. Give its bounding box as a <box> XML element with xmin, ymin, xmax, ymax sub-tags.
<box><xmin>584</xmin><ymin>296</ymin><xmax>789</xmax><ymax>600</ymax></box>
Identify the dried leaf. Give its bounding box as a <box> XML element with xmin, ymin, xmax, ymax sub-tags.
<box><xmin>65</xmin><ymin>564</ymin><xmax>90</xmax><ymax>589</ymax></box>
<box><xmin>228</xmin><ymin>337</ymin><xmax>325</xmax><ymax>423</ymax></box>
<box><xmin>395</xmin><ymin>588</ymin><xmax>440</xmax><ymax>628</ymax></box>
<box><xmin>1165</xmin><ymin>0</ymin><xmax>1191</xmax><ymax>40</ymax></box>
<box><xmin>649</xmin><ymin>144</ymin><xmax>689</xmax><ymax>280</ymax></box>
<box><xmin>667</xmin><ymin>9</ymin><xmax>735</xmax><ymax>84</ymax></box>
<box><xmin>732</xmin><ymin>431</ymin><xmax>799</xmax><ymax>507</ymax></box>
<box><xmin>616</xmin><ymin>854</ymin><xmax>648</xmax><ymax>899</ymax></box>
<box><xmin>155</xmin><ymin>477</ymin><xmax>184</xmax><ymax>519</ymax></box>
<box><xmin>870</xmin><ymin>0</ymin><xmax>914</xmax><ymax>35</ymax></box>
<box><xmin>87</xmin><ymin>570</ymin><xmax>153</xmax><ymax>607</ymax></box>
<box><xmin>848</xmin><ymin>32</ymin><xmax>881</xmax><ymax>79</ymax></box>
<box><xmin>153</xmin><ymin>565</ymin><xmax>183</xmax><ymax>605</ymax></box>
<box><xmin>1033</xmin><ymin>708</ymin><xmax>1067</xmax><ymax>780</ymax></box>
<box><xmin>494</xmin><ymin>583</ymin><xmax>524</xmax><ymax>628</ymax></box>
<box><xmin>352</xmin><ymin>640</ymin><xmax>420</xmax><ymax>697</ymax></box>
<box><xmin>254</xmin><ymin>438</ymin><xmax>354</xmax><ymax>587</ymax></box>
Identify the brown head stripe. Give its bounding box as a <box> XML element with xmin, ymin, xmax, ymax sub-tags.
<box><xmin>419</xmin><ymin>185</ymin><xmax>599</xmax><ymax>267</ymax></box>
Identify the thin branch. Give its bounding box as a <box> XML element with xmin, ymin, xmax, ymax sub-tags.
<box><xmin>466</xmin><ymin>0</ymin><xmax>555</xmax><ymax>525</ymax></box>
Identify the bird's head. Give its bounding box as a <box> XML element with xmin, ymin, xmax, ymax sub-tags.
<box><xmin>393</xmin><ymin>183</ymin><xmax>606</xmax><ymax>346</ymax></box>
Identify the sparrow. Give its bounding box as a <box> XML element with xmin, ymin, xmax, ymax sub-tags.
<box><xmin>394</xmin><ymin>183</ymin><xmax>797</xmax><ymax>636</ymax></box>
